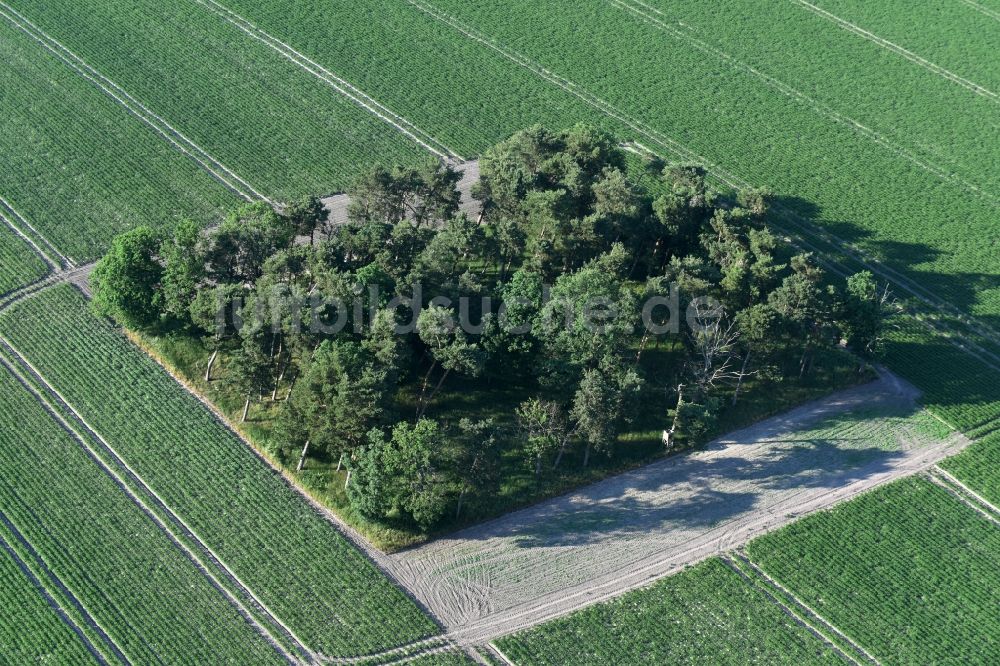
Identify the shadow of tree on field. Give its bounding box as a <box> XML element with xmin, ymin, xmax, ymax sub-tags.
<box><xmin>773</xmin><ymin>194</ymin><xmax>1000</xmax><ymax>334</ymax></box>
<box><xmin>505</xmin><ymin>434</ymin><xmax>907</xmax><ymax>549</ymax></box>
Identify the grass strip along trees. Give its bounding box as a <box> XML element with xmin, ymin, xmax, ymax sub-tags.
<box><xmin>91</xmin><ymin>126</ymin><xmax>888</xmax><ymax>544</ymax></box>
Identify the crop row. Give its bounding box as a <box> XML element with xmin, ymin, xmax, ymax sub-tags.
<box><xmin>0</xmin><ymin>223</ymin><xmax>47</xmax><ymax>295</ymax></box>
<box><xmin>0</xmin><ymin>16</ymin><xmax>236</xmax><ymax>262</ymax></box>
<box><xmin>6</xmin><ymin>0</ymin><xmax>429</xmax><ymax>204</ymax></box>
<box><xmin>882</xmin><ymin>316</ymin><xmax>1000</xmax><ymax>433</ymax></box>
<box><xmin>495</xmin><ymin>557</ymin><xmax>841</xmax><ymax>664</ymax></box>
<box><xmin>941</xmin><ymin>432</ymin><xmax>1000</xmax><ymax>507</ymax></box>
<box><xmin>628</xmin><ymin>0</ymin><xmax>1000</xmax><ymax>196</ymax></box>
<box><xmin>0</xmin><ymin>540</ymin><xmax>98</xmax><ymax>665</ymax></box>
<box><xmin>0</xmin><ymin>362</ymin><xmax>285</xmax><ymax>665</ymax></box>
<box><xmin>746</xmin><ymin>477</ymin><xmax>1000</xmax><ymax>664</ymax></box>
<box><xmin>0</xmin><ymin>285</ymin><xmax>439</xmax><ymax>657</ymax></box>
<box><xmin>805</xmin><ymin>0</ymin><xmax>1000</xmax><ymax>92</ymax></box>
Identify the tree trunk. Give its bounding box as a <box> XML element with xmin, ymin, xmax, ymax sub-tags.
<box><xmin>582</xmin><ymin>442</ymin><xmax>592</xmax><ymax>467</ymax></box>
<box><xmin>336</xmin><ymin>452</ymin><xmax>344</xmax><ymax>472</ymax></box>
<box><xmin>344</xmin><ymin>469</ymin><xmax>352</xmax><ymax>489</ymax></box>
<box><xmin>534</xmin><ymin>456</ymin><xmax>542</xmax><ymax>478</ymax></box>
<box><xmin>295</xmin><ymin>439</ymin><xmax>311</xmax><ymax>473</ymax></box>
<box><xmin>635</xmin><ymin>330</ymin><xmax>650</xmax><ymax>365</ymax></box>
<box><xmin>419</xmin><ymin>368</ymin><xmax>452</xmax><ymax>419</ymax></box>
<box><xmin>205</xmin><ymin>349</ymin><xmax>219</xmax><ymax>382</ymax></box>
<box><xmin>416</xmin><ymin>359</ymin><xmax>438</xmax><ymax>418</ymax></box>
<box><xmin>241</xmin><ymin>396</ymin><xmax>251</xmax><ymax>423</ymax></box>
<box><xmin>732</xmin><ymin>351</ymin><xmax>751</xmax><ymax>406</ymax></box>
<box><xmin>553</xmin><ymin>440</ymin><xmax>568</xmax><ymax>469</ymax></box>
<box><xmin>271</xmin><ymin>340</ymin><xmax>284</xmax><ymax>401</ymax></box>
<box><xmin>455</xmin><ymin>487</ymin><xmax>468</xmax><ymax>519</ymax></box>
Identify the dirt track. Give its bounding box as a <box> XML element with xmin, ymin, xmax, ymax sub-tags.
<box><xmin>386</xmin><ymin>370</ymin><xmax>968</xmax><ymax>644</ymax></box>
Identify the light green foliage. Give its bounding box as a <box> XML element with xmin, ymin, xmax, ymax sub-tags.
<box><xmin>747</xmin><ymin>478</ymin><xmax>1000</xmax><ymax>664</ymax></box>
<box><xmin>90</xmin><ymin>226</ymin><xmax>164</xmax><ymax>328</ymax></box>
<box><xmin>0</xmin><ymin>366</ymin><xmax>284</xmax><ymax>664</ymax></box>
<box><xmin>0</xmin><ymin>548</ymin><xmax>98</xmax><ymax>665</ymax></box>
<box><xmin>496</xmin><ymin>558</ymin><xmax>841</xmax><ymax>665</ymax></box>
<box><xmin>0</xmin><ymin>286</ymin><xmax>439</xmax><ymax>656</ymax></box>
<box><xmin>0</xmin><ymin>226</ymin><xmax>47</xmax><ymax>295</ymax></box>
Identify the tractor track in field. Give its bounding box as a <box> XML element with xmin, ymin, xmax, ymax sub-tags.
<box><xmin>0</xmin><ymin>0</ymin><xmax>267</xmax><ymax>203</ymax></box>
<box><xmin>188</xmin><ymin>0</ymin><xmax>460</xmax><ymax>162</ymax></box>
<box><xmin>724</xmin><ymin>551</ymin><xmax>881</xmax><ymax>666</ymax></box>
<box><xmin>0</xmin><ymin>346</ymin><xmax>311</xmax><ymax>665</ymax></box>
<box><xmin>719</xmin><ymin>553</ymin><xmax>869</xmax><ymax>666</ymax></box>
<box><xmin>958</xmin><ymin>0</ymin><xmax>1000</xmax><ymax>22</ymax></box>
<box><xmin>0</xmin><ymin>515</ymin><xmax>122</xmax><ymax>666</ymax></box>
<box><xmin>792</xmin><ymin>0</ymin><xmax>1000</xmax><ymax>102</ymax></box>
<box><xmin>0</xmin><ymin>204</ymin><xmax>62</xmax><ymax>272</ymax></box>
<box><xmin>926</xmin><ymin>468</ymin><xmax>1000</xmax><ymax>526</ymax></box>
<box><xmin>607</xmin><ymin>0</ymin><xmax>1000</xmax><ymax>207</ymax></box>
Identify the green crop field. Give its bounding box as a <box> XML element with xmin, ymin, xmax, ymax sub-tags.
<box><xmin>0</xmin><ymin>224</ymin><xmax>47</xmax><ymax>295</ymax></box>
<box><xmin>4</xmin><ymin>0</ymin><xmax>430</xmax><ymax>203</ymax></box>
<box><xmin>746</xmin><ymin>478</ymin><xmax>1000</xmax><ymax>664</ymax></box>
<box><xmin>0</xmin><ymin>546</ymin><xmax>98</xmax><ymax>665</ymax></box>
<box><xmin>0</xmin><ymin>15</ymin><xmax>237</xmax><ymax>262</ymax></box>
<box><xmin>0</xmin><ymin>0</ymin><xmax>998</xmax><ymax>660</ymax></box>
<box><xmin>416</xmin><ymin>0</ymin><xmax>1000</xmax><ymax>321</ymax></box>
<box><xmin>51</xmin><ymin>0</ymin><xmax>992</xmax><ymax>437</ymax></box>
<box><xmin>942</xmin><ymin>432</ymin><xmax>1000</xmax><ymax>506</ymax></box>
<box><xmin>0</xmin><ymin>363</ymin><xmax>286</xmax><ymax>664</ymax></box>
<box><xmin>0</xmin><ymin>285</ymin><xmax>439</xmax><ymax>658</ymax></box>
<box><xmin>802</xmin><ymin>0</ymin><xmax>1000</xmax><ymax>91</ymax></box>
<box><xmin>495</xmin><ymin>557</ymin><xmax>841</xmax><ymax>665</ymax></box>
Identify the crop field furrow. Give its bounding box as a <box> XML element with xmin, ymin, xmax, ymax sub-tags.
<box><xmin>0</xmin><ymin>223</ymin><xmax>48</xmax><ymax>297</ymax></box>
<box><xmin>0</xmin><ymin>361</ymin><xmax>289</xmax><ymax>665</ymax></box>
<box><xmin>611</xmin><ymin>0</ymin><xmax>1000</xmax><ymax>197</ymax></box>
<box><xmin>0</xmin><ymin>344</ymin><xmax>311</xmax><ymax>663</ymax></box>
<box><xmin>0</xmin><ymin>285</ymin><xmax>440</xmax><ymax>658</ymax></box>
<box><xmin>746</xmin><ymin>478</ymin><xmax>1000</xmax><ymax>664</ymax></box>
<box><xmin>0</xmin><ymin>1</ymin><xmax>266</xmax><ymax>203</ymax></box>
<box><xmin>791</xmin><ymin>0</ymin><xmax>1000</xmax><ymax>102</ymax></box>
<box><xmin>6</xmin><ymin>0</ymin><xmax>433</xmax><ymax>201</ymax></box>
<box><xmin>0</xmin><ymin>531</ymin><xmax>105</xmax><ymax>666</ymax></box>
<box><xmin>190</xmin><ymin>0</ymin><xmax>459</xmax><ymax>161</ymax></box>
<box><xmin>0</xmin><ymin>17</ymin><xmax>237</xmax><ymax>261</ymax></box>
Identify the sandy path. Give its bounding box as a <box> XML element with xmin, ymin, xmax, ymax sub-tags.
<box><xmin>385</xmin><ymin>371</ymin><xmax>968</xmax><ymax>644</ymax></box>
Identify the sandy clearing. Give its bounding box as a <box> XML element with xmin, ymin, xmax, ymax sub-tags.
<box><xmin>385</xmin><ymin>370</ymin><xmax>969</xmax><ymax>643</ymax></box>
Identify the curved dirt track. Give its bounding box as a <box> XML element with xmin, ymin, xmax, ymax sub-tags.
<box><xmin>386</xmin><ymin>371</ymin><xmax>968</xmax><ymax>644</ymax></box>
